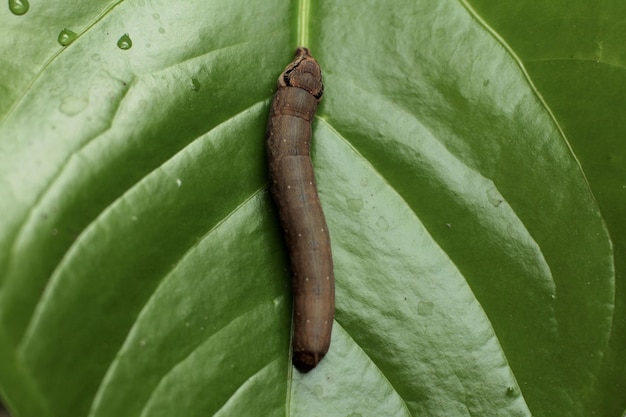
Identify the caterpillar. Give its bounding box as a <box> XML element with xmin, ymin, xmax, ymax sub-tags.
<box><xmin>266</xmin><ymin>47</ymin><xmax>334</xmax><ymax>373</ymax></box>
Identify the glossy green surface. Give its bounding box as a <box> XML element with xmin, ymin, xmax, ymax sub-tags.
<box><xmin>465</xmin><ymin>2</ymin><xmax>626</xmax><ymax>415</ymax></box>
<box><xmin>0</xmin><ymin>0</ymin><xmax>620</xmax><ymax>416</ymax></box>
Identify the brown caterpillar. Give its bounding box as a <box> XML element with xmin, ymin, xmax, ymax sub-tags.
<box><xmin>266</xmin><ymin>47</ymin><xmax>334</xmax><ymax>373</ymax></box>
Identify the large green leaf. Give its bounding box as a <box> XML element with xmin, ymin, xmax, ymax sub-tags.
<box><xmin>464</xmin><ymin>1</ymin><xmax>626</xmax><ymax>415</ymax></box>
<box><xmin>0</xmin><ymin>0</ymin><xmax>617</xmax><ymax>416</ymax></box>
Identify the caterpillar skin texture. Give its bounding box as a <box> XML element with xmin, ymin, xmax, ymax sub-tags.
<box><xmin>266</xmin><ymin>47</ymin><xmax>334</xmax><ymax>373</ymax></box>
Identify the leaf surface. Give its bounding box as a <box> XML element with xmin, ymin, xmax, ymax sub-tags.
<box><xmin>0</xmin><ymin>1</ymin><xmax>615</xmax><ymax>416</ymax></box>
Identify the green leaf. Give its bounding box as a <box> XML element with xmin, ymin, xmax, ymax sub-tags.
<box><xmin>0</xmin><ymin>0</ymin><xmax>616</xmax><ymax>416</ymax></box>
<box><xmin>464</xmin><ymin>1</ymin><xmax>626</xmax><ymax>415</ymax></box>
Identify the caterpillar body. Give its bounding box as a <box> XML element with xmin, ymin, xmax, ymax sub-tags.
<box><xmin>266</xmin><ymin>47</ymin><xmax>334</xmax><ymax>373</ymax></box>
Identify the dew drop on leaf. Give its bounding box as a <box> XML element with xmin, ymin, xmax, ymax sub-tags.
<box><xmin>417</xmin><ymin>300</ymin><xmax>434</xmax><ymax>316</ymax></box>
<box><xmin>57</xmin><ymin>28</ymin><xmax>77</xmax><ymax>46</ymax></box>
<box><xmin>8</xmin><ymin>0</ymin><xmax>29</xmax><ymax>15</ymax></box>
<box><xmin>117</xmin><ymin>33</ymin><xmax>132</xmax><ymax>50</ymax></box>
<box><xmin>59</xmin><ymin>95</ymin><xmax>89</xmax><ymax>116</ymax></box>
<box><xmin>375</xmin><ymin>216</ymin><xmax>389</xmax><ymax>231</ymax></box>
<box><xmin>486</xmin><ymin>186</ymin><xmax>504</xmax><ymax>207</ymax></box>
<box><xmin>346</xmin><ymin>197</ymin><xmax>364</xmax><ymax>213</ymax></box>
<box><xmin>506</xmin><ymin>386</ymin><xmax>518</xmax><ymax>397</ymax></box>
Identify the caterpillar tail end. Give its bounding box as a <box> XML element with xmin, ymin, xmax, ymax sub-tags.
<box><xmin>293</xmin><ymin>351</ymin><xmax>325</xmax><ymax>373</ymax></box>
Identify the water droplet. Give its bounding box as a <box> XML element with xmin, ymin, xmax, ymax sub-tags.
<box><xmin>346</xmin><ymin>197</ymin><xmax>363</xmax><ymax>213</ymax></box>
<box><xmin>190</xmin><ymin>78</ymin><xmax>201</xmax><ymax>91</ymax></box>
<box><xmin>417</xmin><ymin>301</ymin><xmax>434</xmax><ymax>316</ymax></box>
<box><xmin>483</xmin><ymin>79</ymin><xmax>490</xmax><ymax>87</ymax></box>
<box><xmin>59</xmin><ymin>95</ymin><xmax>89</xmax><ymax>116</ymax></box>
<box><xmin>8</xmin><ymin>0</ymin><xmax>29</xmax><ymax>15</ymax></box>
<box><xmin>313</xmin><ymin>385</ymin><xmax>323</xmax><ymax>396</ymax></box>
<box><xmin>152</xmin><ymin>12</ymin><xmax>160</xmax><ymax>19</ymax></box>
<box><xmin>57</xmin><ymin>28</ymin><xmax>78</xmax><ymax>46</ymax></box>
<box><xmin>375</xmin><ymin>216</ymin><xmax>389</xmax><ymax>231</ymax></box>
<box><xmin>117</xmin><ymin>33</ymin><xmax>132</xmax><ymax>50</ymax></box>
<box><xmin>486</xmin><ymin>186</ymin><xmax>504</xmax><ymax>207</ymax></box>
<box><xmin>91</xmin><ymin>53</ymin><xmax>101</xmax><ymax>62</ymax></box>
<box><xmin>158</xmin><ymin>27</ymin><xmax>165</xmax><ymax>34</ymax></box>
<box><xmin>176</xmin><ymin>178</ymin><xmax>182</xmax><ymax>187</ymax></box>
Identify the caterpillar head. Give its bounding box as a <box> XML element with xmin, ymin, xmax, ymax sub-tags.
<box><xmin>279</xmin><ymin>47</ymin><xmax>324</xmax><ymax>101</ymax></box>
